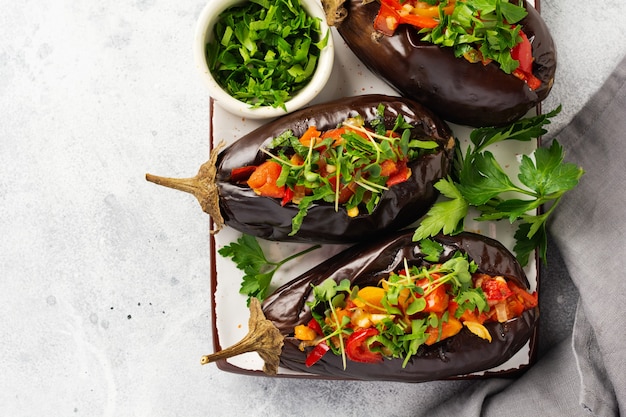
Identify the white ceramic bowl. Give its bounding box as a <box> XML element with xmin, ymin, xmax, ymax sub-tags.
<box><xmin>194</xmin><ymin>0</ymin><xmax>334</xmax><ymax>119</ymax></box>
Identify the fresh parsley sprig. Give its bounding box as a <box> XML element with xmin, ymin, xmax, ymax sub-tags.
<box><xmin>218</xmin><ymin>234</ymin><xmax>320</xmax><ymax>305</ymax></box>
<box><xmin>413</xmin><ymin>106</ymin><xmax>585</xmax><ymax>266</ymax></box>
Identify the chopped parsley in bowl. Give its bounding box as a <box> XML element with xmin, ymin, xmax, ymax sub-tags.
<box><xmin>194</xmin><ymin>0</ymin><xmax>334</xmax><ymax>119</ymax></box>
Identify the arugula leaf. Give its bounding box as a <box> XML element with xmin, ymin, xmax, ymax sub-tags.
<box><xmin>218</xmin><ymin>234</ymin><xmax>320</xmax><ymax>305</ymax></box>
<box><xmin>411</xmin><ymin>107</ymin><xmax>584</xmax><ymax>266</ymax></box>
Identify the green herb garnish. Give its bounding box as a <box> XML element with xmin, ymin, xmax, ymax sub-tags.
<box><xmin>306</xmin><ymin>244</ymin><xmax>486</xmax><ymax>367</ymax></box>
<box><xmin>218</xmin><ymin>234</ymin><xmax>320</xmax><ymax>305</ymax></box>
<box><xmin>421</xmin><ymin>0</ymin><xmax>528</xmax><ymax>74</ymax></box>
<box><xmin>206</xmin><ymin>0</ymin><xmax>329</xmax><ymax>110</ymax></box>
<box><xmin>261</xmin><ymin>105</ymin><xmax>440</xmax><ymax>235</ymax></box>
<box><xmin>413</xmin><ymin>106</ymin><xmax>585</xmax><ymax>265</ymax></box>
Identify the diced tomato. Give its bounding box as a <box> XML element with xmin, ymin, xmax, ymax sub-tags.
<box><xmin>511</xmin><ymin>30</ymin><xmax>533</xmax><ymax>73</ymax></box>
<box><xmin>417</xmin><ymin>278</ymin><xmax>449</xmax><ymax>313</ymax></box>
<box><xmin>328</xmin><ymin>174</ymin><xmax>357</xmax><ymax>204</ymax></box>
<box><xmin>305</xmin><ymin>342</ymin><xmax>330</xmax><ymax>367</ymax></box>
<box><xmin>290</xmin><ymin>153</ymin><xmax>305</xmax><ymax>166</ymax></box>
<box><xmin>246</xmin><ymin>160</ymin><xmax>285</xmax><ymax>198</ymax></box>
<box><xmin>291</xmin><ymin>184</ymin><xmax>309</xmax><ymax>204</ymax></box>
<box><xmin>505</xmin><ymin>298</ymin><xmax>525</xmax><ymax>318</ymax></box>
<box><xmin>345</xmin><ymin>328</ymin><xmax>383</xmax><ymax>363</ymax></box>
<box><xmin>513</xmin><ymin>68</ymin><xmax>542</xmax><ymax>91</ymax></box>
<box><xmin>321</xmin><ymin>127</ymin><xmax>348</xmax><ymax>147</ymax></box>
<box><xmin>230</xmin><ymin>165</ymin><xmax>257</xmax><ymax>182</ymax></box>
<box><xmin>481</xmin><ymin>277</ymin><xmax>514</xmax><ymax>302</ymax></box>
<box><xmin>448</xmin><ymin>300</ymin><xmax>488</xmax><ymax>324</ymax></box>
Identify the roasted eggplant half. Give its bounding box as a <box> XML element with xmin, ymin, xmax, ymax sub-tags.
<box><xmin>146</xmin><ymin>94</ymin><xmax>454</xmax><ymax>243</ymax></box>
<box><xmin>327</xmin><ymin>0</ymin><xmax>557</xmax><ymax>127</ymax></box>
<box><xmin>254</xmin><ymin>230</ymin><xmax>538</xmax><ymax>381</ymax></box>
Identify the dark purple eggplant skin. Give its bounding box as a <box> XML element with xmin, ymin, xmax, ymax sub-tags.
<box><xmin>262</xmin><ymin>230</ymin><xmax>538</xmax><ymax>382</ymax></box>
<box><xmin>336</xmin><ymin>0</ymin><xmax>557</xmax><ymax>127</ymax></box>
<box><xmin>216</xmin><ymin>94</ymin><xmax>454</xmax><ymax>243</ymax></box>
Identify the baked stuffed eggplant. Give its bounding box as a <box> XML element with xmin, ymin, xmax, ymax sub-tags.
<box><xmin>146</xmin><ymin>94</ymin><xmax>454</xmax><ymax>243</ymax></box>
<box><xmin>201</xmin><ymin>230</ymin><xmax>538</xmax><ymax>381</ymax></box>
<box><xmin>325</xmin><ymin>0</ymin><xmax>556</xmax><ymax>127</ymax></box>
<box><xmin>256</xmin><ymin>230</ymin><xmax>538</xmax><ymax>381</ymax></box>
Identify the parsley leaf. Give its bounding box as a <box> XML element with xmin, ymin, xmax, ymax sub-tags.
<box><xmin>458</xmin><ymin>150</ymin><xmax>521</xmax><ymax>205</ymax></box>
<box><xmin>469</xmin><ymin>106</ymin><xmax>561</xmax><ymax>153</ymax></box>
<box><xmin>412</xmin><ymin>178</ymin><xmax>468</xmax><ymax>241</ymax></box>
<box><xmin>412</xmin><ymin>107</ymin><xmax>585</xmax><ymax>266</ymax></box>
<box><xmin>218</xmin><ymin>234</ymin><xmax>320</xmax><ymax>305</ymax></box>
<box><xmin>206</xmin><ymin>0</ymin><xmax>329</xmax><ymax>110</ymax></box>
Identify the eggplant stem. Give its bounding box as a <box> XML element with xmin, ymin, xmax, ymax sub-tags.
<box><xmin>320</xmin><ymin>0</ymin><xmax>348</xmax><ymax>26</ymax></box>
<box><xmin>145</xmin><ymin>141</ymin><xmax>226</xmax><ymax>233</ymax></box>
<box><xmin>200</xmin><ymin>298</ymin><xmax>284</xmax><ymax>375</ymax></box>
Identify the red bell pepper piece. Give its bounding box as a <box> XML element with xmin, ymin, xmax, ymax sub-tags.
<box><xmin>230</xmin><ymin>165</ymin><xmax>257</xmax><ymax>182</ymax></box>
<box><xmin>246</xmin><ymin>160</ymin><xmax>286</xmax><ymax>199</ymax></box>
<box><xmin>307</xmin><ymin>318</ymin><xmax>324</xmax><ymax>336</ymax></box>
<box><xmin>398</xmin><ymin>13</ymin><xmax>438</xmax><ymax>29</ymax></box>
<box><xmin>305</xmin><ymin>342</ymin><xmax>330</xmax><ymax>367</ymax></box>
<box><xmin>345</xmin><ymin>328</ymin><xmax>383</xmax><ymax>363</ymax></box>
<box><xmin>281</xmin><ymin>187</ymin><xmax>294</xmax><ymax>206</ymax></box>
<box><xmin>374</xmin><ymin>0</ymin><xmax>439</xmax><ymax>36</ymax></box>
<box><xmin>508</xmin><ymin>281</ymin><xmax>538</xmax><ymax>308</ymax></box>
<box><xmin>510</xmin><ymin>30</ymin><xmax>541</xmax><ymax>90</ymax></box>
<box><xmin>385</xmin><ymin>159</ymin><xmax>411</xmax><ymax>187</ymax></box>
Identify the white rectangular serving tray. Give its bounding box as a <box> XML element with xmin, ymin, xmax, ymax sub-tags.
<box><xmin>208</xmin><ymin>0</ymin><xmax>539</xmax><ymax>379</ymax></box>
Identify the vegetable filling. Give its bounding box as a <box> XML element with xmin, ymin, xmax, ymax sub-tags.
<box><xmin>229</xmin><ymin>104</ymin><xmax>442</xmax><ymax>235</ymax></box>
<box><xmin>295</xmin><ymin>238</ymin><xmax>537</xmax><ymax>368</ymax></box>
<box><xmin>372</xmin><ymin>0</ymin><xmax>541</xmax><ymax>89</ymax></box>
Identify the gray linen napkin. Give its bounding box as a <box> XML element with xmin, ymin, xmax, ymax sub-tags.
<box><xmin>429</xmin><ymin>54</ymin><xmax>626</xmax><ymax>417</ymax></box>
<box><xmin>548</xmin><ymin>53</ymin><xmax>626</xmax><ymax>416</ymax></box>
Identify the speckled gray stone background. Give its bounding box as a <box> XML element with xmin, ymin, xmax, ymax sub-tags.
<box><xmin>1</xmin><ymin>1</ymin><xmax>625</xmax><ymax>416</ymax></box>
